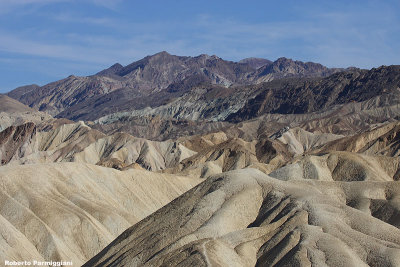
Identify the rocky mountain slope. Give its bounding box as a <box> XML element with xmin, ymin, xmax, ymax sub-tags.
<box><xmin>59</xmin><ymin>65</ymin><xmax>397</xmax><ymax>127</ymax></box>
<box><xmin>227</xmin><ymin>65</ymin><xmax>400</xmax><ymax>122</ymax></box>
<box><xmin>7</xmin><ymin>52</ymin><xmax>345</xmax><ymax>118</ymax></box>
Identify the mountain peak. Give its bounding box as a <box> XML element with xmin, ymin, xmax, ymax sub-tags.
<box><xmin>96</xmin><ymin>63</ymin><xmax>124</xmax><ymax>76</ymax></box>
<box><xmin>110</xmin><ymin>63</ymin><xmax>123</xmax><ymax>68</ymax></box>
<box><xmin>151</xmin><ymin>51</ymin><xmax>172</xmax><ymax>58</ymax></box>
<box><xmin>142</xmin><ymin>51</ymin><xmax>179</xmax><ymax>64</ymax></box>
<box><xmin>239</xmin><ymin>57</ymin><xmax>272</xmax><ymax>69</ymax></box>
<box><xmin>156</xmin><ymin>51</ymin><xmax>170</xmax><ymax>55</ymax></box>
<box><xmin>274</xmin><ymin>57</ymin><xmax>293</xmax><ymax>63</ymax></box>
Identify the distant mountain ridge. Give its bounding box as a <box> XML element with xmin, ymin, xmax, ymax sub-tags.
<box><xmin>253</xmin><ymin>57</ymin><xmax>343</xmax><ymax>83</ymax></box>
<box><xmin>7</xmin><ymin>51</ymin><xmax>346</xmax><ymax>117</ymax></box>
<box><xmin>54</xmin><ymin>65</ymin><xmax>399</xmax><ymax>125</ymax></box>
<box><xmin>227</xmin><ymin>65</ymin><xmax>400</xmax><ymax>122</ymax></box>
<box><xmin>238</xmin><ymin>57</ymin><xmax>272</xmax><ymax>69</ymax></box>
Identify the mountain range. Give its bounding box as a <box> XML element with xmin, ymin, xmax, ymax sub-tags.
<box><xmin>7</xmin><ymin>51</ymin><xmax>348</xmax><ymax>119</ymax></box>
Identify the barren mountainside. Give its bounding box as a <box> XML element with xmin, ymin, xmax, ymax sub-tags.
<box><xmin>46</xmin><ymin>65</ymin><xmax>400</xmax><ymax>126</ymax></box>
<box><xmin>7</xmin><ymin>52</ymin><xmax>349</xmax><ymax>119</ymax></box>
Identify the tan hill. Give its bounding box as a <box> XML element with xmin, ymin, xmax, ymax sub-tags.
<box><xmin>0</xmin><ymin>119</ymin><xmax>347</xmax><ymax>176</ymax></box>
<box><xmin>314</xmin><ymin>121</ymin><xmax>400</xmax><ymax>156</ymax></box>
<box><xmin>173</xmin><ymin>137</ymin><xmax>262</xmax><ymax>177</ymax></box>
<box><xmin>73</xmin><ymin>131</ymin><xmax>196</xmax><ymax>171</ymax></box>
<box><xmin>0</xmin><ymin>162</ymin><xmax>201</xmax><ymax>266</ymax></box>
<box><xmin>0</xmin><ymin>94</ymin><xmax>35</xmax><ymax>113</ymax></box>
<box><xmin>0</xmin><ymin>121</ymin><xmax>104</xmax><ymax>166</ymax></box>
<box><xmin>270</xmin><ymin>151</ymin><xmax>400</xmax><ymax>182</ymax></box>
<box><xmin>168</xmin><ymin>136</ymin><xmax>294</xmax><ymax>177</ymax></box>
<box><xmin>85</xmin><ymin>167</ymin><xmax>400</xmax><ymax>266</ymax></box>
<box><xmin>0</xmin><ymin>95</ymin><xmax>52</xmax><ymax>132</ymax></box>
<box><xmin>274</xmin><ymin>127</ymin><xmax>343</xmax><ymax>155</ymax></box>
<box><xmin>0</xmin><ymin>121</ymin><xmax>197</xmax><ymax>171</ymax></box>
<box><xmin>159</xmin><ymin>127</ymin><xmax>342</xmax><ymax>178</ymax></box>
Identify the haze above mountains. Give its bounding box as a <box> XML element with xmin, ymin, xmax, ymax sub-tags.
<box><xmin>1</xmin><ymin>52</ymin><xmax>400</xmax><ymax>266</ymax></box>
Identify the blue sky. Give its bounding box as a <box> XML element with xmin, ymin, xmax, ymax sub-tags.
<box><xmin>0</xmin><ymin>0</ymin><xmax>399</xmax><ymax>93</ymax></box>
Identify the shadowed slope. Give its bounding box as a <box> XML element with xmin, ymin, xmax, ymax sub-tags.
<box><xmin>84</xmin><ymin>168</ymin><xmax>400</xmax><ymax>266</ymax></box>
